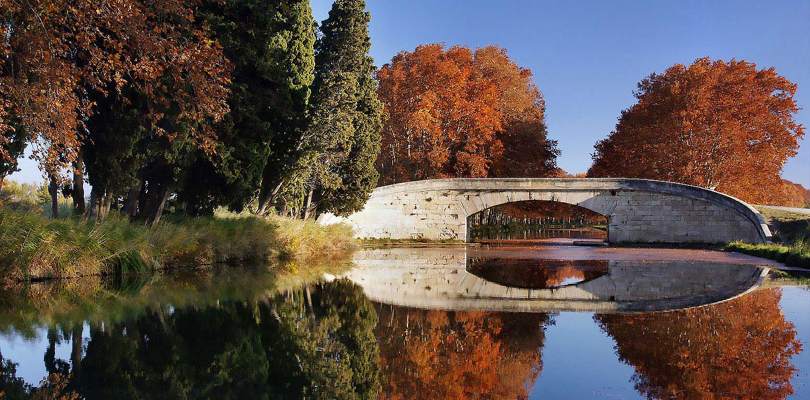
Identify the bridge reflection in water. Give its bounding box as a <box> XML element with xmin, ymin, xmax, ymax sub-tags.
<box><xmin>344</xmin><ymin>247</ymin><xmax>769</xmax><ymax>313</ymax></box>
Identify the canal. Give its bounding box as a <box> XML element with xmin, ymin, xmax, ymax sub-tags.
<box><xmin>0</xmin><ymin>245</ymin><xmax>807</xmax><ymax>399</ymax></box>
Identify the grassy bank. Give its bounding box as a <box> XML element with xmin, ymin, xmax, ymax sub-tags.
<box><xmin>0</xmin><ymin>209</ymin><xmax>355</xmax><ymax>282</ymax></box>
<box><xmin>725</xmin><ymin>241</ymin><xmax>810</xmax><ymax>269</ymax></box>
<box><xmin>726</xmin><ymin>207</ymin><xmax>810</xmax><ymax>269</ymax></box>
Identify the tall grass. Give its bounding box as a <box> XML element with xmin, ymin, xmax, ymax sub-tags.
<box><xmin>0</xmin><ymin>209</ymin><xmax>356</xmax><ymax>282</ymax></box>
<box><xmin>726</xmin><ymin>234</ymin><xmax>810</xmax><ymax>269</ymax></box>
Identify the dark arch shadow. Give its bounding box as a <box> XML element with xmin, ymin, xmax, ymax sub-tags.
<box><xmin>466</xmin><ymin>200</ymin><xmax>608</xmax><ymax>243</ymax></box>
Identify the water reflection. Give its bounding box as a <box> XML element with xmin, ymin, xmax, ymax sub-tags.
<box><xmin>375</xmin><ymin>305</ymin><xmax>551</xmax><ymax>399</ymax></box>
<box><xmin>0</xmin><ymin>247</ymin><xmax>805</xmax><ymax>399</ymax></box>
<box><xmin>347</xmin><ymin>247</ymin><xmax>769</xmax><ymax>312</ymax></box>
<box><xmin>0</xmin><ymin>280</ymin><xmax>380</xmax><ymax>399</ymax></box>
<box><xmin>468</xmin><ymin>258</ymin><xmax>608</xmax><ymax>289</ymax></box>
<box><xmin>595</xmin><ymin>288</ymin><xmax>803</xmax><ymax>399</ymax></box>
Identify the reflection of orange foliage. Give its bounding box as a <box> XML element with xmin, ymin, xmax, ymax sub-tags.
<box><xmin>596</xmin><ymin>289</ymin><xmax>802</xmax><ymax>399</ymax></box>
<box><xmin>375</xmin><ymin>306</ymin><xmax>550</xmax><ymax>400</ymax></box>
<box><xmin>468</xmin><ymin>259</ymin><xmax>607</xmax><ymax>289</ymax></box>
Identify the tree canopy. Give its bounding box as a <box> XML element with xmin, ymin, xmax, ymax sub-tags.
<box><xmin>375</xmin><ymin>44</ymin><xmax>559</xmax><ymax>185</ymax></box>
<box><xmin>588</xmin><ymin>58</ymin><xmax>804</xmax><ymax>205</ymax></box>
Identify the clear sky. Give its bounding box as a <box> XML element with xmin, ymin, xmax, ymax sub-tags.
<box><xmin>10</xmin><ymin>0</ymin><xmax>810</xmax><ymax>187</ymax></box>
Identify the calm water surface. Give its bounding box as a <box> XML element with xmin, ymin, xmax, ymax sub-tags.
<box><xmin>0</xmin><ymin>246</ymin><xmax>808</xmax><ymax>399</ymax></box>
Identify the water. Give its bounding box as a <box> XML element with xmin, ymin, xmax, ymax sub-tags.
<box><xmin>0</xmin><ymin>246</ymin><xmax>807</xmax><ymax>399</ymax></box>
<box><xmin>470</xmin><ymin>228</ymin><xmax>607</xmax><ymax>245</ymax></box>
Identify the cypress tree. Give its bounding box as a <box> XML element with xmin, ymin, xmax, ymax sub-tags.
<box><xmin>189</xmin><ymin>0</ymin><xmax>316</xmax><ymax>215</ymax></box>
<box><xmin>292</xmin><ymin>0</ymin><xmax>383</xmax><ymax>218</ymax></box>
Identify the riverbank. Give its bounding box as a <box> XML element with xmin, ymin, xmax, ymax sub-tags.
<box><xmin>724</xmin><ymin>206</ymin><xmax>810</xmax><ymax>269</ymax></box>
<box><xmin>0</xmin><ymin>209</ymin><xmax>355</xmax><ymax>282</ymax></box>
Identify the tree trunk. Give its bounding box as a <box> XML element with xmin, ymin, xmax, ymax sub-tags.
<box><xmin>89</xmin><ymin>186</ymin><xmax>99</xmax><ymax>220</ymax></box>
<box><xmin>72</xmin><ymin>148</ymin><xmax>86</xmax><ymax>215</ymax></box>
<box><xmin>99</xmin><ymin>191</ymin><xmax>113</xmax><ymax>220</ymax></box>
<box><xmin>257</xmin><ymin>165</ymin><xmax>284</xmax><ymax>216</ymax></box>
<box><xmin>302</xmin><ymin>189</ymin><xmax>314</xmax><ymax>220</ymax></box>
<box><xmin>123</xmin><ymin>185</ymin><xmax>140</xmax><ymax>220</ymax></box>
<box><xmin>49</xmin><ymin>176</ymin><xmax>59</xmax><ymax>219</ymax></box>
<box><xmin>145</xmin><ymin>185</ymin><xmax>171</xmax><ymax>224</ymax></box>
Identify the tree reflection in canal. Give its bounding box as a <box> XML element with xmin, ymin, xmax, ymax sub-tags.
<box><xmin>595</xmin><ymin>288</ymin><xmax>803</xmax><ymax>399</ymax></box>
<box><xmin>0</xmin><ymin>279</ymin><xmax>380</xmax><ymax>400</ymax></box>
<box><xmin>374</xmin><ymin>305</ymin><xmax>552</xmax><ymax>400</ymax></box>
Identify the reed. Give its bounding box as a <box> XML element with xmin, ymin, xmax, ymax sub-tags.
<box><xmin>0</xmin><ymin>209</ymin><xmax>356</xmax><ymax>282</ymax></box>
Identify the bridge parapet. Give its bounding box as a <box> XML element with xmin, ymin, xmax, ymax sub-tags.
<box><xmin>319</xmin><ymin>178</ymin><xmax>771</xmax><ymax>244</ymax></box>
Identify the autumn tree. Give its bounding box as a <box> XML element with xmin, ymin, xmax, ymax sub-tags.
<box><xmin>375</xmin><ymin>44</ymin><xmax>559</xmax><ymax>185</ymax></box>
<box><xmin>588</xmin><ymin>58</ymin><xmax>804</xmax><ymax>204</ymax></box>
<box><xmin>595</xmin><ymin>289</ymin><xmax>802</xmax><ymax>399</ymax></box>
<box><xmin>1</xmin><ymin>0</ymin><xmax>231</xmax><ymax>220</ymax></box>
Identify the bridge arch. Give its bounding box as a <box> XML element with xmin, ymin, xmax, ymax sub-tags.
<box><xmin>320</xmin><ymin>178</ymin><xmax>771</xmax><ymax>244</ymax></box>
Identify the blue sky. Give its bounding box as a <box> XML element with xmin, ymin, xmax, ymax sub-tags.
<box><xmin>11</xmin><ymin>0</ymin><xmax>810</xmax><ymax>187</ymax></box>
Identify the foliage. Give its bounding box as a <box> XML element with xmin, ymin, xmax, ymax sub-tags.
<box><xmin>283</xmin><ymin>0</ymin><xmax>383</xmax><ymax>218</ymax></box>
<box><xmin>588</xmin><ymin>58</ymin><xmax>804</xmax><ymax>205</ymax></box>
<box><xmin>181</xmin><ymin>0</ymin><xmax>317</xmax><ymax>215</ymax></box>
<box><xmin>0</xmin><ymin>0</ymin><xmax>231</xmax><ymax>182</ymax></box>
<box><xmin>0</xmin><ymin>209</ymin><xmax>356</xmax><ymax>282</ymax></box>
<box><xmin>375</xmin><ymin>44</ymin><xmax>559</xmax><ymax>184</ymax></box>
<box><xmin>596</xmin><ymin>289</ymin><xmax>802</xmax><ymax>399</ymax></box>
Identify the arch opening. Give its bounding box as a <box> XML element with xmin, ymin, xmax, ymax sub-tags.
<box><xmin>466</xmin><ymin>200</ymin><xmax>608</xmax><ymax>244</ymax></box>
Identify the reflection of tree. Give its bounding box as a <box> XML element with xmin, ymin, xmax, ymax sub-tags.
<box><xmin>468</xmin><ymin>259</ymin><xmax>607</xmax><ymax>289</ymax></box>
<box><xmin>375</xmin><ymin>305</ymin><xmax>551</xmax><ymax>399</ymax></box>
<box><xmin>596</xmin><ymin>289</ymin><xmax>802</xmax><ymax>399</ymax></box>
<box><xmin>47</xmin><ymin>279</ymin><xmax>381</xmax><ymax>399</ymax></box>
<box><xmin>0</xmin><ymin>349</ymin><xmax>30</xmax><ymax>398</ymax></box>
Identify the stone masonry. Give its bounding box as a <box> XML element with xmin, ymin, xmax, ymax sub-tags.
<box><xmin>319</xmin><ymin>178</ymin><xmax>772</xmax><ymax>244</ymax></box>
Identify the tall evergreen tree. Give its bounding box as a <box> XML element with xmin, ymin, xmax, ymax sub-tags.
<box><xmin>192</xmin><ymin>0</ymin><xmax>316</xmax><ymax>216</ymax></box>
<box><xmin>286</xmin><ymin>0</ymin><xmax>382</xmax><ymax>219</ymax></box>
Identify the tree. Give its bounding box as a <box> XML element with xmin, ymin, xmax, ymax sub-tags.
<box><xmin>1</xmin><ymin>0</ymin><xmax>231</xmax><ymax>221</ymax></box>
<box><xmin>588</xmin><ymin>58</ymin><xmax>804</xmax><ymax>204</ymax></box>
<box><xmin>375</xmin><ymin>44</ymin><xmax>559</xmax><ymax>185</ymax></box>
<box><xmin>277</xmin><ymin>0</ymin><xmax>383</xmax><ymax>219</ymax></box>
<box><xmin>179</xmin><ymin>0</ymin><xmax>317</xmax><ymax>216</ymax></box>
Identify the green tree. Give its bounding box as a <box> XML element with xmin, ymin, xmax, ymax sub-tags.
<box><xmin>282</xmin><ymin>0</ymin><xmax>383</xmax><ymax>219</ymax></box>
<box><xmin>177</xmin><ymin>0</ymin><xmax>317</xmax><ymax>216</ymax></box>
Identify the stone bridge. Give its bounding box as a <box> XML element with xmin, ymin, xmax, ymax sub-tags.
<box><xmin>320</xmin><ymin>178</ymin><xmax>771</xmax><ymax>244</ymax></box>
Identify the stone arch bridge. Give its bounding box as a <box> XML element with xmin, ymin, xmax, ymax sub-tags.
<box><xmin>320</xmin><ymin>178</ymin><xmax>771</xmax><ymax>244</ymax></box>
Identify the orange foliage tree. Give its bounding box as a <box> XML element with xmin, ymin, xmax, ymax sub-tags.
<box><xmin>780</xmin><ymin>179</ymin><xmax>810</xmax><ymax>208</ymax></box>
<box><xmin>0</xmin><ymin>0</ymin><xmax>231</xmax><ymax>180</ymax></box>
<box><xmin>375</xmin><ymin>44</ymin><xmax>559</xmax><ymax>185</ymax></box>
<box><xmin>588</xmin><ymin>58</ymin><xmax>804</xmax><ymax>204</ymax></box>
<box><xmin>375</xmin><ymin>305</ymin><xmax>550</xmax><ymax>400</ymax></box>
<box><xmin>595</xmin><ymin>289</ymin><xmax>802</xmax><ymax>399</ymax></box>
